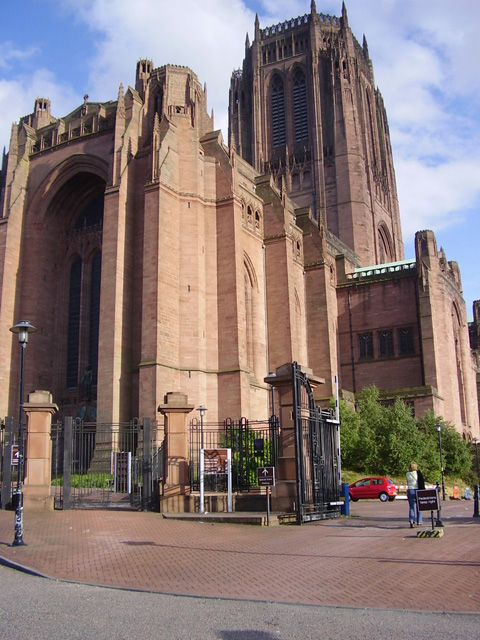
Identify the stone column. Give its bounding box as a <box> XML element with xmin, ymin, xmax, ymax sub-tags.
<box><xmin>23</xmin><ymin>390</ymin><xmax>58</xmax><ymax>511</ymax></box>
<box><xmin>158</xmin><ymin>392</ymin><xmax>194</xmax><ymax>510</ymax></box>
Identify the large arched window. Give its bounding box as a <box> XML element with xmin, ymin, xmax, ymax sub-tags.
<box><xmin>271</xmin><ymin>75</ymin><xmax>286</xmax><ymax>147</ymax></box>
<box><xmin>66</xmin><ymin>194</ymin><xmax>104</xmax><ymax>395</ymax></box>
<box><xmin>67</xmin><ymin>256</ymin><xmax>82</xmax><ymax>388</ymax></box>
<box><xmin>378</xmin><ymin>224</ymin><xmax>393</xmax><ymax>264</ymax></box>
<box><xmin>88</xmin><ymin>251</ymin><xmax>102</xmax><ymax>386</ymax></box>
<box><xmin>293</xmin><ymin>68</ymin><xmax>308</xmax><ymax>142</ymax></box>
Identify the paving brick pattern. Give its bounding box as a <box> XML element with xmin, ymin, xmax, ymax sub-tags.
<box><xmin>0</xmin><ymin>499</ymin><xmax>479</xmax><ymax>612</ymax></box>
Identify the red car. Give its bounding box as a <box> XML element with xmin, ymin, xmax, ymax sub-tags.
<box><xmin>349</xmin><ymin>476</ymin><xmax>397</xmax><ymax>502</ymax></box>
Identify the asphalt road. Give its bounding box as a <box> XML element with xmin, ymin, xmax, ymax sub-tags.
<box><xmin>1</xmin><ymin>565</ymin><xmax>479</xmax><ymax>640</ymax></box>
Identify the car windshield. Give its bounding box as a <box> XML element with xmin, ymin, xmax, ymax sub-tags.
<box><xmin>387</xmin><ymin>478</ymin><xmax>395</xmax><ymax>484</ymax></box>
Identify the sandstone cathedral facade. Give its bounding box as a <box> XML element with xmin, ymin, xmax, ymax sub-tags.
<box><xmin>1</xmin><ymin>2</ymin><xmax>478</xmax><ymax>440</ymax></box>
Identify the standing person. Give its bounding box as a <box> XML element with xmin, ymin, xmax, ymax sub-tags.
<box><xmin>406</xmin><ymin>461</ymin><xmax>424</xmax><ymax>527</ymax></box>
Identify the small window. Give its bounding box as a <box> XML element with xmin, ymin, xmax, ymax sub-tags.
<box><xmin>378</xmin><ymin>330</ymin><xmax>394</xmax><ymax>357</ymax></box>
<box><xmin>358</xmin><ymin>333</ymin><xmax>373</xmax><ymax>359</ymax></box>
<box><xmin>398</xmin><ymin>328</ymin><xmax>415</xmax><ymax>355</ymax></box>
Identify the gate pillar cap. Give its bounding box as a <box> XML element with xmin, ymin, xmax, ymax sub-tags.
<box><xmin>265</xmin><ymin>363</ymin><xmax>325</xmax><ymax>387</ymax></box>
<box><xmin>24</xmin><ymin>390</ymin><xmax>58</xmax><ymax>413</ymax></box>
<box><xmin>158</xmin><ymin>391</ymin><xmax>194</xmax><ymax>414</ymax></box>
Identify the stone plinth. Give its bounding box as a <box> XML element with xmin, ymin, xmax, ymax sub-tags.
<box><xmin>158</xmin><ymin>392</ymin><xmax>194</xmax><ymax>506</ymax></box>
<box><xmin>23</xmin><ymin>390</ymin><xmax>58</xmax><ymax>510</ymax></box>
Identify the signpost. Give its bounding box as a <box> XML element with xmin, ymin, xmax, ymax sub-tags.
<box><xmin>199</xmin><ymin>448</ymin><xmax>232</xmax><ymax>514</ymax></box>
<box><xmin>416</xmin><ymin>488</ymin><xmax>442</xmax><ymax>535</ymax></box>
<box><xmin>257</xmin><ymin>467</ymin><xmax>275</xmax><ymax>525</ymax></box>
<box><xmin>11</xmin><ymin>445</ymin><xmax>19</xmax><ymax>466</ymax></box>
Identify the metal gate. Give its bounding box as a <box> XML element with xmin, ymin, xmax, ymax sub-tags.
<box><xmin>52</xmin><ymin>417</ymin><xmax>163</xmax><ymax>510</ymax></box>
<box><xmin>292</xmin><ymin>362</ymin><xmax>341</xmax><ymax>523</ymax></box>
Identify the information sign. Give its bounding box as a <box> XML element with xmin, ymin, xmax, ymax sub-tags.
<box><xmin>417</xmin><ymin>488</ymin><xmax>439</xmax><ymax>512</ymax></box>
<box><xmin>257</xmin><ymin>467</ymin><xmax>275</xmax><ymax>487</ymax></box>
<box><xmin>11</xmin><ymin>445</ymin><xmax>19</xmax><ymax>466</ymax></box>
<box><xmin>203</xmin><ymin>449</ymin><xmax>228</xmax><ymax>474</ymax></box>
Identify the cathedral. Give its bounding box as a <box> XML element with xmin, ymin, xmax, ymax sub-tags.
<box><xmin>1</xmin><ymin>2</ymin><xmax>478</xmax><ymax>441</ymax></box>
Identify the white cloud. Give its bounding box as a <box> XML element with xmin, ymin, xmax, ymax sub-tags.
<box><xmin>0</xmin><ymin>42</ymin><xmax>39</xmax><ymax>68</ymax></box>
<box><xmin>59</xmin><ymin>0</ymin><xmax>257</xmax><ymax>138</ymax></box>
<box><xmin>396</xmin><ymin>158</ymin><xmax>480</xmax><ymax>238</ymax></box>
<box><xmin>0</xmin><ymin>69</ymin><xmax>80</xmax><ymax>152</ymax></box>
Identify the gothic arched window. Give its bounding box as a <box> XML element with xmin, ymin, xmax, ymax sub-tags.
<box><xmin>271</xmin><ymin>75</ymin><xmax>286</xmax><ymax>147</ymax></box>
<box><xmin>88</xmin><ymin>252</ymin><xmax>102</xmax><ymax>385</ymax></box>
<box><xmin>378</xmin><ymin>225</ymin><xmax>393</xmax><ymax>264</ymax></box>
<box><xmin>67</xmin><ymin>256</ymin><xmax>82</xmax><ymax>388</ymax></box>
<box><xmin>293</xmin><ymin>68</ymin><xmax>308</xmax><ymax>142</ymax></box>
<box><xmin>65</xmin><ymin>194</ymin><xmax>104</xmax><ymax>393</ymax></box>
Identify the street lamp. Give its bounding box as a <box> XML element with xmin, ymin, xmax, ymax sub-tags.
<box><xmin>197</xmin><ymin>405</ymin><xmax>207</xmax><ymax>450</ymax></box>
<box><xmin>473</xmin><ymin>437</ymin><xmax>479</xmax><ymax>481</ymax></box>
<box><xmin>9</xmin><ymin>320</ymin><xmax>37</xmax><ymax>547</ymax></box>
<box><xmin>436</xmin><ymin>422</ymin><xmax>446</xmax><ymax>501</ymax></box>
<box><xmin>267</xmin><ymin>372</ymin><xmax>276</xmax><ymax>417</ymax></box>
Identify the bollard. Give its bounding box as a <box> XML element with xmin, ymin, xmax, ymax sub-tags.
<box><xmin>341</xmin><ymin>481</ymin><xmax>350</xmax><ymax>516</ymax></box>
<box><xmin>474</xmin><ymin>485</ymin><xmax>480</xmax><ymax>518</ymax></box>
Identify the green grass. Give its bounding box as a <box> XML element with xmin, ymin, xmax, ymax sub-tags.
<box><xmin>51</xmin><ymin>473</ymin><xmax>114</xmax><ymax>489</ymax></box>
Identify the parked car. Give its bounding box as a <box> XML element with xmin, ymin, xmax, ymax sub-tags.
<box><xmin>349</xmin><ymin>476</ymin><xmax>397</xmax><ymax>502</ymax></box>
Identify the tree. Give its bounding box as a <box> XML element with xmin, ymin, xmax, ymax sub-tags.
<box><xmin>337</xmin><ymin>391</ymin><xmax>473</xmax><ymax>483</ymax></box>
<box><xmin>337</xmin><ymin>398</ymin><xmax>360</xmax><ymax>470</ymax></box>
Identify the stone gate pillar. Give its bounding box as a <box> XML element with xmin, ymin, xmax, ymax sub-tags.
<box><xmin>265</xmin><ymin>363</ymin><xmax>324</xmax><ymax>513</ymax></box>
<box><xmin>158</xmin><ymin>392</ymin><xmax>194</xmax><ymax>510</ymax></box>
<box><xmin>23</xmin><ymin>390</ymin><xmax>58</xmax><ymax>511</ymax></box>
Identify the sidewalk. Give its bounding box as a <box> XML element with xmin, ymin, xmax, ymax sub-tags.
<box><xmin>1</xmin><ymin>499</ymin><xmax>479</xmax><ymax>612</ymax></box>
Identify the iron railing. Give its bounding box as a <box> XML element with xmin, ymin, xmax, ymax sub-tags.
<box><xmin>190</xmin><ymin>417</ymin><xmax>278</xmax><ymax>493</ymax></box>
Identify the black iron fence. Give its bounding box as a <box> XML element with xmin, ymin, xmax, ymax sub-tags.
<box><xmin>0</xmin><ymin>417</ymin><xmax>22</xmax><ymax>510</ymax></box>
<box><xmin>52</xmin><ymin>417</ymin><xmax>163</xmax><ymax>511</ymax></box>
<box><xmin>190</xmin><ymin>417</ymin><xmax>278</xmax><ymax>493</ymax></box>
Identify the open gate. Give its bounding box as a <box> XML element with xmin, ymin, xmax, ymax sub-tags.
<box><xmin>52</xmin><ymin>417</ymin><xmax>163</xmax><ymax>510</ymax></box>
<box><xmin>292</xmin><ymin>362</ymin><xmax>341</xmax><ymax>523</ymax></box>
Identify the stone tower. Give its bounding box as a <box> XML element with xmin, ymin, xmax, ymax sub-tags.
<box><xmin>229</xmin><ymin>1</ymin><xmax>403</xmax><ymax>266</ymax></box>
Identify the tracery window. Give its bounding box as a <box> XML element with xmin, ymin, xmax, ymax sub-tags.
<box><xmin>271</xmin><ymin>75</ymin><xmax>286</xmax><ymax>147</ymax></box>
<box><xmin>358</xmin><ymin>332</ymin><xmax>373</xmax><ymax>359</ymax></box>
<box><xmin>66</xmin><ymin>195</ymin><xmax>103</xmax><ymax>391</ymax></box>
<box><xmin>293</xmin><ymin>68</ymin><xmax>308</xmax><ymax>142</ymax></box>
<box><xmin>378</xmin><ymin>330</ymin><xmax>394</xmax><ymax>357</ymax></box>
<box><xmin>398</xmin><ymin>327</ymin><xmax>414</xmax><ymax>355</ymax></box>
<box><xmin>67</xmin><ymin>257</ymin><xmax>82</xmax><ymax>388</ymax></box>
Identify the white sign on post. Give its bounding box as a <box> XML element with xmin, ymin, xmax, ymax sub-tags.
<box><xmin>200</xmin><ymin>448</ymin><xmax>232</xmax><ymax>514</ymax></box>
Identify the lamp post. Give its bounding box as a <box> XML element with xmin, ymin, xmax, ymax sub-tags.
<box><xmin>197</xmin><ymin>405</ymin><xmax>207</xmax><ymax>450</ymax></box>
<box><xmin>9</xmin><ymin>320</ymin><xmax>37</xmax><ymax>547</ymax></box>
<box><xmin>436</xmin><ymin>423</ymin><xmax>446</xmax><ymax>501</ymax></box>
<box><xmin>473</xmin><ymin>438</ymin><xmax>479</xmax><ymax>481</ymax></box>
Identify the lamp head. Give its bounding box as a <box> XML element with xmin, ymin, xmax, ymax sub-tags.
<box><xmin>10</xmin><ymin>320</ymin><xmax>38</xmax><ymax>345</ymax></box>
<box><xmin>197</xmin><ymin>405</ymin><xmax>207</xmax><ymax>417</ymax></box>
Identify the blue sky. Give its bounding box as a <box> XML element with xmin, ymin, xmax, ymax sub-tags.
<box><xmin>1</xmin><ymin>0</ymin><xmax>479</xmax><ymax>319</ymax></box>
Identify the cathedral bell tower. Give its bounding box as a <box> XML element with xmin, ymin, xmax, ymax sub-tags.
<box><xmin>229</xmin><ymin>2</ymin><xmax>404</xmax><ymax>266</ymax></box>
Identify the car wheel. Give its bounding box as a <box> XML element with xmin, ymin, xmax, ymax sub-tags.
<box><xmin>379</xmin><ymin>492</ymin><xmax>388</xmax><ymax>502</ymax></box>
<box><xmin>388</xmin><ymin>496</ymin><xmax>396</xmax><ymax>502</ymax></box>
<box><xmin>349</xmin><ymin>494</ymin><xmax>358</xmax><ymax>502</ymax></box>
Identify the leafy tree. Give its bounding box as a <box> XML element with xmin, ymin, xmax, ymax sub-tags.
<box><xmin>337</xmin><ymin>390</ymin><xmax>473</xmax><ymax>483</ymax></box>
<box><xmin>380</xmin><ymin>399</ymin><xmax>422</xmax><ymax>476</ymax></box>
<box><xmin>336</xmin><ymin>398</ymin><xmax>360</xmax><ymax>470</ymax></box>
<box><xmin>355</xmin><ymin>386</ymin><xmax>384</xmax><ymax>473</ymax></box>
